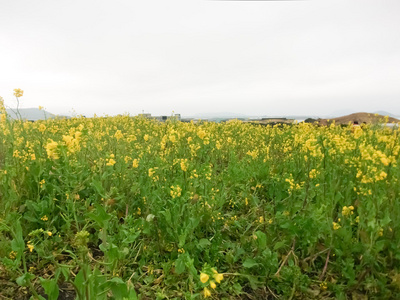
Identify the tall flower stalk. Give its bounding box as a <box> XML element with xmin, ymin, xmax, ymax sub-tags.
<box><xmin>13</xmin><ymin>88</ymin><xmax>24</xmax><ymax>121</ymax></box>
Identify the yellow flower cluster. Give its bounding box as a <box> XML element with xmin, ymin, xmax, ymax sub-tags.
<box><xmin>27</xmin><ymin>241</ymin><xmax>34</xmax><ymax>252</ymax></box>
<box><xmin>106</xmin><ymin>154</ymin><xmax>116</xmax><ymax>166</ymax></box>
<box><xmin>45</xmin><ymin>140</ymin><xmax>59</xmax><ymax>159</ymax></box>
<box><xmin>332</xmin><ymin>222</ymin><xmax>341</xmax><ymax>230</ymax></box>
<box><xmin>342</xmin><ymin>205</ymin><xmax>354</xmax><ymax>217</ymax></box>
<box><xmin>13</xmin><ymin>88</ymin><xmax>24</xmax><ymax>97</ymax></box>
<box><xmin>170</xmin><ymin>185</ymin><xmax>182</xmax><ymax>199</ymax></box>
<box><xmin>180</xmin><ymin>159</ymin><xmax>188</xmax><ymax>172</ymax></box>
<box><xmin>62</xmin><ymin>131</ymin><xmax>82</xmax><ymax>154</ymax></box>
<box><xmin>200</xmin><ymin>268</ymin><xmax>224</xmax><ymax>298</ymax></box>
<box><xmin>132</xmin><ymin>158</ymin><xmax>139</xmax><ymax>168</ymax></box>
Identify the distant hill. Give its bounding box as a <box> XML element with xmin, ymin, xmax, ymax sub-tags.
<box><xmin>319</xmin><ymin>112</ymin><xmax>400</xmax><ymax>125</ymax></box>
<box><xmin>373</xmin><ymin>111</ymin><xmax>400</xmax><ymax>119</ymax></box>
<box><xmin>5</xmin><ymin>108</ymin><xmax>69</xmax><ymax>121</ymax></box>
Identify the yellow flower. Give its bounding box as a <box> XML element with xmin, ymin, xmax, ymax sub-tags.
<box><xmin>210</xmin><ymin>281</ymin><xmax>217</xmax><ymax>289</ymax></box>
<box><xmin>41</xmin><ymin>215</ymin><xmax>48</xmax><ymax>221</ymax></box>
<box><xmin>27</xmin><ymin>241</ymin><xmax>34</xmax><ymax>252</ymax></box>
<box><xmin>39</xmin><ymin>179</ymin><xmax>45</xmax><ymax>188</ymax></box>
<box><xmin>39</xmin><ymin>123</ymin><xmax>46</xmax><ymax>132</ymax></box>
<box><xmin>132</xmin><ymin>159</ymin><xmax>139</xmax><ymax>168</ymax></box>
<box><xmin>170</xmin><ymin>185</ymin><xmax>182</xmax><ymax>198</ymax></box>
<box><xmin>148</xmin><ymin>168</ymin><xmax>156</xmax><ymax>177</ymax></box>
<box><xmin>332</xmin><ymin>222</ymin><xmax>341</xmax><ymax>230</ymax></box>
<box><xmin>342</xmin><ymin>206</ymin><xmax>354</xmax><ymax>217</ymax></box>
<box><xmin>47</xmin><ymin>231</ymin><xmax>52</xmax><ymax>236</ymax></box>
<box><xmin>200</xmin><ymin>272</ymin><xmax>209</xmax><ymax>283</ymax></box>
<box><xmin>14</xmin><ymin>88</ymin><xmax>24</xmax><ymax>97</ymax></box>
<box><xmin>180</xmin><ymin>159</ymin><xmax>188</xmax><ymax>172</ymax></box>
<box><xmin>203</xmin><ymin>287</ymin><xmax>211</xmax><ymax>298</ymax></box>
<box><xmin>106</xmin><ymin>158</ymin><xmax>116</xmax><ymax>166</ymax></box>
<box><xmin>213</xmin><ymin>272</ymin><xmax>223</xmax><ymax>283</ymax></box>
<box><xmin>45</xmin><ymin>140</ymin><xmax>59</xmax><ymax>159</ymax></box>
<box><xmin>9</xmin><ymin>251</ymin><xmax>17</xmax><ymax>259</ymax></box>
<box><xmin>197</xmin><ymin>130</ymin><xmax>206</xmax><ymax>140</ymax></box>
<box><xmin>114</xmin><ymin>130</ymin><xmax>124</xmax><ymax>140</ymax></box>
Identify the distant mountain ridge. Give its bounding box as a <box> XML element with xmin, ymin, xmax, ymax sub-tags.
<box><xmin>5</xmin><ymin>108</ymin><xmax>67</xmax><ymax>121</ymax></box>
<box><xmin>319</xmin><ymin>112</ymin><xmax>400</xmax><ymax>125</ymax></box>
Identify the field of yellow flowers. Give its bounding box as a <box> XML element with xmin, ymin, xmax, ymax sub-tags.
<box><xmin>1</xmin><ymin>103</ymin><xmax>400</xmax><ymax>299</ymax></box>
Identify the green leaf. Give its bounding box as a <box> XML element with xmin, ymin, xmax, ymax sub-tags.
<box><xmin>127</xmin><ymin>287</ymin><xmax>138</xmax><ymax>300</ymax></box>
<box><xmin>243</xmin><ymin>258</ymin><xmax>258</xmax><ymax>268</ymax></box>
<box><xmin>273</xmin><ymin>241</ymin><xmax>286</xmax><ymax>251</ymax></box>
<box><xmin>91</xmin><ymin>179</ymin><xmax>106</xmax><ymax>197</ymax></box>
<box><xmin>110</xmin><ymin>281</ymin><xmax>128</xmax><ymax>299</ymax></box>
<box><xmin>88</xmin><ymin>203</ymin><xmax>111</xmax><ymax>227</ymax></box>
<box><xmin>39</xmin><ymin>277</ymin><xmax>59</xmax><ymax>300</ymax></box>
<box><xmin>175</xmin><ymin>254</ymin><xmax>186</xmax><ymax>274</ymax></box>
<box><xmin>255</xmin><ymin>231</ymin><xmax>267</xmax><ymax>249</ymax></box>
<box><xmin>197</xmin><ymin>238</ymin><xmax>211</xmax><ymax>249</ymax></box>
<box><xmin>16</xmin><ymin>272</ymin><xmax>35</xmax><ymax>287</ymax></box>
<box><xmin>74</xmin><ymin>269</ymin><xmax>85</xmax><ymax>290</ymax></box>
<box><xmin>178</xmin><ymin>233</ymin><xmax>187</xmax><ymax>248</ymax></box>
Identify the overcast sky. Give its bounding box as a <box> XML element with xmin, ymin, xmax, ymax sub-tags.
<box><xmin>1</xmin><ymin>0</ymin><xmax>399</xmax><ymax>117</ymax></box>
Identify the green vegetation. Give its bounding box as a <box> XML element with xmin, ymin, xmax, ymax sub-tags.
<box><xmin>1</xmin><ymin>111</ymin><xmax>400</xmax><ymax>299</ymax></box>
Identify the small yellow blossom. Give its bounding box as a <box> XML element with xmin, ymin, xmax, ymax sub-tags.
<box><xmin>27</xmin><ymin>241</ymin><xmax>34</xmax><ymax>252</ymax></box>
<box><xmin>41</xmin><ymin>215</ymin><xmax>48</xmax><ymax>221</ymax></box>
<box><xmin>45</xmin><ymin>140</ymin><xmax>59</xmax><ymax>159</ymax></box>
<box><xmin>197</xmin><ymin>130</ymin><xmax>206</xmax><ymax>140</ymax></box>
<box><xmin>180</xmin><ymin>159</ymin><xmax>188</xmax><ymax>172</ymax></box>
<box><xmin>39</xmin><ymin>123</ymin><xmax>46</xmax><ymax>132</ymax></box>
<box><xmin>170</xmin><ymin>185</ymin><xmax>182</xmax><ymax>198</ymax></box>
<box><xmin>39</xmin><ymin>179</ymin><xmax>45</xmax><ymax>188</ymax></box>
<box><xmin>9</xmin><ymin>251</ymin><xmax>17</xmax><ymax>259</ymax></box>
<box><xmin>114</xmin><ymin>130</ymin><xmax>124</xmax><ymax>140</ymax></box>
<box><xmin>210</xmin><ymin>281</ymin><xmax>216</xmax><ymax>289</ymax></box>
<box><xmin>14</xmin><ymin>88</ymin><xmax>24</xmax><ymax>97</ymax></box>
<box><xmin>203</xmin><ymin>287</ymin><xmax>211</xmax><ymax>298</ymax></box>
<box><xmin>332</xmin><ymin>222</ymin><xmax>341</xmax><ymax>230</ymax></box>
<box><xmin>378</xmin><ymin>228</ymin><xmax>383</xmax><ymax>237</ymax></box>
<box><xmin>132</xmin><ymin>159</ymin><xmax>139</xmax><ymax>168</ymax></box>
<box><xmin>200</xmin><ymin>272</ymin><xmax>209</xmax><ymax>283</ymax></box>
<box><xmin>213</xmin><ymin>272</ymin><xmax>223</xmax><ymax>283</ymax></box>
<box><xmin>106</xmin><ymin>158</ymin><xmax>116</xmax><ymax>166</ymax></box>
<box><xmin>342</xmin><ymin>206</ymin><xmax>354</xmax><ymax>217</ymax></box>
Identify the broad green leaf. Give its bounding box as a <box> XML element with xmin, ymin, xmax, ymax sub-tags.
<box><xmin>39</xmin><ymin>277</ymin><xmax>59</xmax><ymax>300</ymax></box>
<box><xmin>243</xmin><ymin>258</ymin><xmax>258</xmax><ymax>268</ymax></box>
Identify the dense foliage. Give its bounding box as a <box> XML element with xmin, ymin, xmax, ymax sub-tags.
<box><xmin>1</xmin><ymin>110</ymin><xmax>400</xmax><ymax>299</ymax></box>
